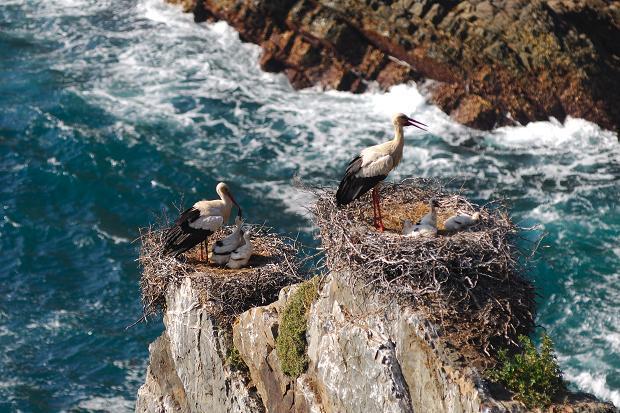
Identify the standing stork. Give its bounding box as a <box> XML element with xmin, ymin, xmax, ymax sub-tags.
<box><xmin>336</xmin><ymin>113</ymin><xmax>427</xmax><ymax>231</ymax></box>
<box><xmin>163</xmin><ymin>182</ymin><xmax>241</xmax><ymax>259</ymax></box>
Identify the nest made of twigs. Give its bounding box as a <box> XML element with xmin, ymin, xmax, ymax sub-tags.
<box><xmin>138</xmin><ymin>224</ymin><xmax>302</xmax><ymax>326</ymax></box>
<box><xmin>312</xmin><ymin>178</ymin><xmax>536</xmax><ymax>368</ymax></box>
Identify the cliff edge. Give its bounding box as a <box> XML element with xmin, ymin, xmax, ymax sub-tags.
<box><xmin>135</xmin><ymin>181</ymin><xmax>617</xmax><ymax>412</ymax></box>
<box><xmin>166</xmin><ymin>0</ymin><xmax>619</xmax><ymax>131</ymax></box>
<box><xmin>136</xmin><ymin>275</ymin><xmax>615</xmax><ymax>412</ymax></box>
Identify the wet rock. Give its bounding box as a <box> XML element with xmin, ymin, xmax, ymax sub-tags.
<box><xmin>452</xmin><ymin>94</ymin><xmax>498</xmax><ymax>130</ymax></box>
<box><xmin>166</xmin><ymin>0</ymin><xmax>196</xmax><ymax>13</ymax></box>
<box><xmin>164</xmin><ymin>0</ymin><xmax>619</xmax><ymax>131</ymax></box>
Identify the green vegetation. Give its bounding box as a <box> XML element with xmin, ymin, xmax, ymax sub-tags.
<box><xmin>226</xmin><ymin>342</ymin><xmax>247</xmax><ymax>371</ymax></box>
<box><xmin>489</xmin><ymin>333</ymin><xmax>564</xmax><ymax>409</ymax></box>
<box><xmin>276</xmin><ymin>277</ymin><xmax>320</xmax><ymax>377</ymax></box>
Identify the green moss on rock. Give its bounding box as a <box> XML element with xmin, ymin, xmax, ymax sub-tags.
<box><xmin>226</xmin><ymin>341</ymin><xmax>248</xmax><ymax>372</ymax></box>
<box><xmin>276</xmin><ymin>278</ymin><xmax>320</xmax><ymax>377</ymax></box>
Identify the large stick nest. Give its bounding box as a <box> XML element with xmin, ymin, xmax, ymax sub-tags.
<box><xmin>138</xmin><ymin>224</ymin><xmax>303</xmax><ymax>326</ymax></box>
<box><xmin>312</xmin><ymin>178</ymin><xmax>536</xmax><ymax>367</ymax></box>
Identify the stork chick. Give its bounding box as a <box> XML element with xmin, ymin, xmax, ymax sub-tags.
<box><xmin>444</xmin><ymin>212</ymin><xmax>480</xmax><ymax>231</ymax></box>
<box><xmin>163</xmin><ymin>182</ymin><xmax>241</xmax><ymax>259</ymax></box>
<box><xmin>227</xmin><ymin>230</ymin><xmax>253</xmax><ymax>269</ymax></box>
<box><xmin>209</xmin><ymin>216</ymin><xmax>244</xmax><ymax>265</ymax></box>
<box><xmin>336</xmin><ymin>113</ymin><xmax>427</xmax><ymax>231</ymax></box>
<box><xmin>402</xmin><ymin>220</ymin><xmax>437</xmax><ymax>238</ymax></box>
<box><xmin>417</xmin><ymin>198</ymin><xmax>440</xmax><ymax>227</ymax></box>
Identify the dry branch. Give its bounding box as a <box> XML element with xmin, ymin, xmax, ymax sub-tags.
<box><xmin>138</xmin><ymin>223</ymin><xmax>303</xmax><ymax>326</ymax></box>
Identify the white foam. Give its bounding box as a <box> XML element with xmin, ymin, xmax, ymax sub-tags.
<box><xmin>25</xmin><ymin>310</ymin><xmax>70</xmax><ymax>332</ymax></box>
<box><xmin>565</xmin><ymin>371</ymin><xmax>620</xmax><ymax>406</ymax></box>
<box><xmin>2</xmin><ymin>215</ymin><xmax>22</xmax><ymax>228</ymax></box>
<box><xmin>93</xmin><ymin>224</ymin><xmax>131</xmax><ymax>245</ymax></box>
<box><xmin>76</xmin><ymin>396</ymin><xmax>133</xmax><ymax>412</ymax></box>
<box><xmin>601</xmin><ymin>333</ymin><xmax>620</xmax><ymax>353</ymax></box>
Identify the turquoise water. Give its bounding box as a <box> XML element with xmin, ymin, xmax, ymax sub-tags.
<box><xmin>1</xmin><ymin>0</ymin><xmax>618</xmax><ymax>410</ymax></box>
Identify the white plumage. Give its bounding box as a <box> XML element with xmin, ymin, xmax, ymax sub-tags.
<box><xmin>189</xmin><ymin>183</ymin><xmax>239</xmax><ymax>232</ymax></box>
<box><xmin>443</xmin><ymin>212</ymin><xmax>480</xmax><ymax>231</ymax></box>
<box><xmin>227</xmin><ymin>230</ymin><xmax>253</xmax><ymax>269</ymax></box>
<box><xmin>402</xmin><ymin>220</ymin><xmax>437</xmax><ymax>238</ymax></box>
<box><xmin>209</xmin><ymin>217</ymin><xmax>244</xmax><ymax>265</ymax></box>
<box><xmin>356</xmin><ymin>151</ymin><xmax>395</xmax><ymax>179</ymax></box>
<box><xmin>336</xmin><ymin>113</ymin><xmax>427</xmax><ymax>231</ymax></box>
<box><xmin>417</xmin><ymin>198</ymin><xmax>440</xmax><ymax>227</ymax></box>
<box><xmin>189</xmin><ymin>213</ymin><xmax>224</xmax><ymax>232</ymax></box>
<box><xmin>163</xmin><ymin>182</ymin><xmax>241</xmax><ymax>259</ymax></box>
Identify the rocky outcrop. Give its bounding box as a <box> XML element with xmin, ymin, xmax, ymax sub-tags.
<box><xmin>135</xmin><ymin>278</ymin><xmax>264</xmax><ymax>413</ymax></box>
<box><xmin>136</xmin><ymin>275</ymin><xmax>616</xmax><ymax>412</ymax></box>
<box><xmin>166</xmin><ymin>0</ymin><xmax>619</xmax><ymax>131</ymax></box>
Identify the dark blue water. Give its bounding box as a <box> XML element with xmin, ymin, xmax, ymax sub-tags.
<box><xmin>1</xmin><ymin>0</ymin><xmax>618</xmax><ymax>410</ymax></box>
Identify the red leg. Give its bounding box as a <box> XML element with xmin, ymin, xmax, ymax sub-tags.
<box><xmin>376</xmin><ymin>188</ymin><xmax>385</xmax><ymax>232</ymax></box>
<box><xmin>372</xmin><ymin>187</ymin><xmax>383</xmax><ymax>231</ymax></box>
<box><xmin>200</xmin><ymin>241</ymin><xmax>204</xmax><ymax>261</ymax></box>
<box><xmin>371</xmin><ymin>187</ymin><xmax>378</xmax><ymax>228</ymax></box>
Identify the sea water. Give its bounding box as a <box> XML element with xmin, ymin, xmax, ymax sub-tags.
<box><xmin>0</xmin><ymin>0</ymin><xmax>618</xmax><ymax>410</ymax></box>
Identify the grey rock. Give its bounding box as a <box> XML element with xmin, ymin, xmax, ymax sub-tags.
<box><xmin>136</xmin><ymin>276</ymin><xmax>616</xmax><ymax>412</ymax></box>
<box><xmin>135</xmin><ymin>278</ymin><xmax>264</xmax><ymax>413</ymax></box>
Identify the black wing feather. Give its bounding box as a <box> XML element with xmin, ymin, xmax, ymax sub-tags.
<box><xmin>336</xmin><ymin>156</ymin><xmax>387</xmax><ymax>206</ymax></box>
<box><xmin>174</xmin><ymin>207</ymin><xmax>200</xmax><ymax>226</ymax></box>
<box><xmin>163</xmin><ymin>207</ymin><xmax>211</xmax><ymax>257</ymax></box>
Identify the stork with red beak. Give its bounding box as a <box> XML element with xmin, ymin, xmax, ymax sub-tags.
<box><xmin>163</xmin><ymin>182</ymin><xmax>242</xmax><ymax>259</ymax></box>
<box><xmin>336</xmin><ymin>113</ymin><xmax>427</xmax><ymax>231</ymax></box>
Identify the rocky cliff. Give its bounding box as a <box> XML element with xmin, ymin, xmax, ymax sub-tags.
<box><xmin>136</xmin><ymin>275</ymin><xmax>615</xmax><ymax>412</ymax></box>
<box><xmin>135</xmin><ymin>183</ymin><xmax>617</xmax><ymax>412</ymax></box>
<box><xmin>166</xmin><ymin>0</ymin><xmax>619</xmax><ymax>131</ymax></box>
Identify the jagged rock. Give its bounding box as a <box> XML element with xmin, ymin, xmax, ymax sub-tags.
<box><xmin>452</xmin><ymin>94</ymin><xmax>498</xmax><ymax>129</ymax></box>
<box><xmin>232</xmin><ymin>286</ymin><xmax>297</xmax><ymax>413</ymax></box>
<box><xmin>135</xmin><ymin>278</ymin><xmax>264</xmax><ymax>413</ymax></box>
<box><xmin>137</xmin><ymin>275</ymin><xmax>617</xmax><ymax>412</ymax></box>
<box><xmin>135</xmin><ymin>334</ymin><xmax>189</xmax><ymax>413</ymax></box>
<box><xmin>233</xmin><ymin>285</ymin><xmax>325</xmax><ymax>413</ymax></box>
<box><xmin>305</xmin><ymin>275</ymin><xmax>614</xmax><ymax>413</ymax></box>
<box><xmin>167</xmin><ymin>0</ymin><xmax>619</xmax><ymax>132</ymax></box>
<box><xmin>165</xmin><ymin>0</ymin><xmax>196</xmax><ymax>13</ymax></box>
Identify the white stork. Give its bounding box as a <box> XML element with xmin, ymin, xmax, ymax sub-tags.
<box><xmin>402</xmin><ymin>198</ymin><xmax>440</xmax><ymax>238</ymax></box>
<box><xmin>163</xmin><ymin>182</ymin><xmax>241</xmax><ymax>259</ymax></box>
<box><xmin>227</xmin><ymin>230</ymin><xmax>253</xmax><ymax>269</ymax></box>
<box><xmin>402</xmin><ymin>220</ymin><xmax>437</xmax><ymax>238</ymax></box>
<box><xmin>336</xmin><ymin>113</ymin><xmax>427</xmax><ymax>231</ymax></box>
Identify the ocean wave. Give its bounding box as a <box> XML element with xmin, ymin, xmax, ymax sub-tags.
<box><xmin>565</xmin><ymin>371</ymin><xmax>620</xmax><ymax>406</ymax></box>
<box><xmin>76</xmin><ymin>396</ymin><xmax>134</xmax><ymax>412</ymax></box>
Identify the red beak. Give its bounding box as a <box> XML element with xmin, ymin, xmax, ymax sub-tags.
<box><xmin>406</xmin><ymin>117</ymin><xmax>427</xmax><ymax>131</ymax></box>
<box><xmin>228</xmin><ymin>192</ymin><xmax>242</xmax><ymax>217</ymax></box>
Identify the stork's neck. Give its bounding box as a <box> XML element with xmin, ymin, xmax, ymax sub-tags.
<box><xmin>216</xmin><ymin>186</ymin><xmax>230</xmax><ymax>204</ymax></box>
<box><xmin>392</xmin><ymin>124</ymin><xmax>405</xmax><ymax>149</ymax></box>
<box><xmin>216</xmin><ymin>186</ymin><xmax>234</xmax><ymax>222</ymax></box>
